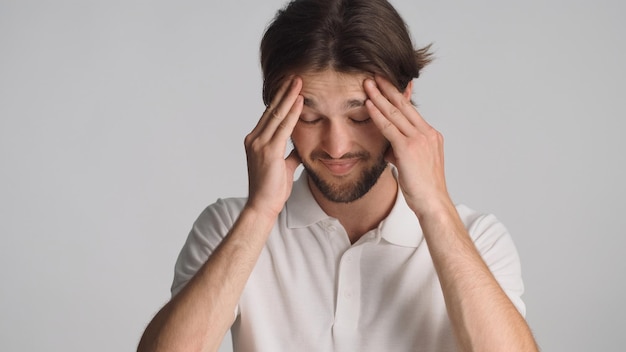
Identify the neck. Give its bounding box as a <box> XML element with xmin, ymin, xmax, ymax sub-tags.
<box><xmin>308</xmin><ymin>167</ymin><xmax>398</xmax><ymax>243</ymax></box>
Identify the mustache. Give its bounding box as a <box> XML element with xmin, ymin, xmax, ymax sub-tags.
<box><xmin>310</xmin><ymin>151</ymin><xmax>370</xmax><ymax>160</ymax></box>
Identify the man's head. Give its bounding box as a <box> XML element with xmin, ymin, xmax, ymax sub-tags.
<box><xmin>291</xmin><ymin>69</ymin><xmax>393</xmax><ymax>203</ymax></box>
<box><xmin>260</xmin><ymin>0</ymin><xmax>432</xmax><ymax>106</ymax></box>
<box><xmin>261</xmin><ymin>0</ymin><xmax>431</xmax><ymax>203</ymax></box>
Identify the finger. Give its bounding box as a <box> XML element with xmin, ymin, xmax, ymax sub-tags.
<box><xmin>271</xmin><ymin>94</ymin><xmax>303</xmax><ymax>143</ymax></box>
<box><xmin>364</xmin><ymin>79</ymin><xmax>415</xmax><ymax>137</ymax></box>
<box><xmin>383</xmin><ymin>144</ymin><xmax>398</xmax><ymax>166</ymax></box>
<box><xmin>365</xmin><ymin>98</ymin><xmax>405</xmax><ymax>142</ymax></box>
<box><xmin>251</xmin><ymin>76</ymin><xmax>298</xmax><ymax>135</ymax></box>
<box><xmin>257</xmin><ymin>77</ymin><xmax>303</xmax><ymax>141</ymax></box>
<box><xmin>373</xmin><ymin>75</ymin><xmax>433</xmax><ymax>131</ymax></box>
<box><xmin>285</xmin><ymin>149</ymin><xmax>302</xmax><ymax>175</ymax></box>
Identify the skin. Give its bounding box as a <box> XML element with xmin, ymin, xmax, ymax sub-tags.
<box><xmin>138</xmin><ymin>69</ymin><xmax>539</xmax><ymax>352</ymax></box>
<box><xmin>138</xmin><ymin>77</ymin><xmax>304</xmax><ymax>352</ymax></box>
<box><xmin>291</xmin><ymin>70</ymin><xmax>399</xmax><ymax>241</ymax></box>
<box><xmin>362</xmin><ymin>74</ymin><xmax>539</xmax><ymax>352</ymax></box>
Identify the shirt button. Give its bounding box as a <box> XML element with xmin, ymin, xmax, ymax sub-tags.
<box><xmin>345</xmin><ymin>291</ymin><xmax>353</xmax><ymax>299</ymax></box>
<box><xmin>328</xmin><ymin>225</ymin><xmax>337</xmax><ymax>232</ymax></box>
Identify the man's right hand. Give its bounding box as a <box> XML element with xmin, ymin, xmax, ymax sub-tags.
<box><xmin>138</xmin><ymin>78</ymin><xmax>304</xmax><ymax>352</ymax></box>
<box><xmin>244</xmin><ymin>76</ymin><xmax>304</xmax><ymax>220</ymax></box>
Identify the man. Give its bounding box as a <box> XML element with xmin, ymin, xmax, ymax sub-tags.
<box><xmin>139</xmin><ymin>0</ymin><xmax>539</xmax><ymax>351</ymax></box>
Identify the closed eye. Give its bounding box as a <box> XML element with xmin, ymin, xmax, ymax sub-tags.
<box><xmin>299</xmin><ymin>117</ymin><xmax>322</xmax><ymax>125</ymax></box>
<box><xmin>350</xmin><ymin>117</ymin><xmax>372</xmax><ymax>124</ymax></box>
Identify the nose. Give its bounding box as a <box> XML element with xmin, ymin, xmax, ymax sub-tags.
<box><xmin>321</xmin><ymin>120</ymin><xmax>352</xmax><ymax>159</ymax></box>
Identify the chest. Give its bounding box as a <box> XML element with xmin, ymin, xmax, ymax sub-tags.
<box><xmin>234</xmin><ymin>223</ymin><xmax>455</xmax><ymax>351</ymax></box>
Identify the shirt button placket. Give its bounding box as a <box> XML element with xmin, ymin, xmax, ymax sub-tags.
<box><xmin>333</xmin><ymin>245</ymin><xmax>363</xmax><ymax>345</ymax></box>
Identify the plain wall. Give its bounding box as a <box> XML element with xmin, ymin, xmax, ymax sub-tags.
<box><xmin>1</xmin><ymin>0</ymin><xmax>624</xmax><ymax>351</ymax></box>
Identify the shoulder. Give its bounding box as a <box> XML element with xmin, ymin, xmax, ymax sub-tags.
<box><xmin>456</xmin><ymin>204</ymin><xmax>526</xmax><ymax>315</ymax></box>
<box><xmin>455</xmin><ymin>204</ymin><xmax>521</xmax><ymax>272</ymax></box>
<box><xmin>455</xmin><ymin>204</ymin><xmax>512</xmax><ymax>243</ymax></box>
<box><xmin>171</xmin><ymin>197</ymin><xmax>248</xmax><ymax>296</ymax></box>
<box><xmin>194</xmin><ymin>197</ymin><xmax>248</xmax><ymax>229</ymax></box>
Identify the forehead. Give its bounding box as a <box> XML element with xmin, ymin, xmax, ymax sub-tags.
<box><xmin>299</xmin><ymin>69</ymin><xmax>372</xmax><ymax>109</ymax></box>
<box><xmin>299</xmin><ymin>69</ymin><xmax>371</xmax><ymax>91</ymax></box>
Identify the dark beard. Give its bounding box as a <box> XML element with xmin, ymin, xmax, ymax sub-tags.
<box><xmin>297</xmin><ymin>146</ymin><xmax>389</xmax><ymax>203</ymax></box>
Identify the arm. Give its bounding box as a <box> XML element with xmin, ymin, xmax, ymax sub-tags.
<box><xmin>364</xmin><ymin>76</ymin><xmax>538</xmax><ymax>352</ymax></box>
<box><xmin>138</xmin><ymin>77</ymin><xmax>304</xmax><ymax>352</ymax></box>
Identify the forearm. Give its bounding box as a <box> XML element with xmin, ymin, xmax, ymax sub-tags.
<box><xmin>419</xmin><ymin>201</ymin><xmax>538</xmax><ymax>352</ymax></box>
<box><xmin>138</xmin><ymin>207</ymin><xmax>276</xmax><ymax>352</ymax></box>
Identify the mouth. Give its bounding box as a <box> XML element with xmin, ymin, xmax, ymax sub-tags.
<box><xmin>319</xmin><ymin>158</ymin><xmax>360</xmax><ymax>176</ymax></box>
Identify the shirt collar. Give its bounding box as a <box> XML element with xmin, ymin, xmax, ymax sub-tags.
<box><xmin>286</xmin><ymin>171</ymin><xmax>331</xmax><ymax>228</ymax></box>
<box><xmin>376</xmin><ymin>178</ymin><xmax>424</xmax><ymax>248</ymax></box>
<box><xmin>286</xmin><ymin>167</ymin><xmax>424</xmax><ymax>248</ymax></box>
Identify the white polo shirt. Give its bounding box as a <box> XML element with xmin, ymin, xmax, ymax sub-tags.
<box><xmin>172</xmin><ymin>171</ymin><xmax>526</xmax><ymax>352</ymax></box>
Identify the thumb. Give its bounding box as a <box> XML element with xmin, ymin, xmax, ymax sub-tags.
<box><xmin>285</xmin><ymin>149</ymin><xmax>302</xmax><ymax>175</ymax></box>
<box><xmin>384</xmin><ymin>144</ymin><xmax>397</xmax><ymax>165</ymax></box>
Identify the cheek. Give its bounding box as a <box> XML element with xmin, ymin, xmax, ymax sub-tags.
<box><xmin>360</xmin><ymin>125</ymin><xmax>387</xmax><ymax>145</ymax></box>
<box><xmin>290</xmin><ymin>125</ymin><xmax>314</xmax><ymax>152</ymax></box>
<box><xmin>353</xmin><ymin>126</ymin><xmax>388</xmax><ymax>156</ymax></box>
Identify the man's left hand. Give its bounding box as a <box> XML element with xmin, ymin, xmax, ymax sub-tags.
<box><xmin>364</xmin><ymin>76</ymin><xmax>451</xmax><ymax>219</ymax></box>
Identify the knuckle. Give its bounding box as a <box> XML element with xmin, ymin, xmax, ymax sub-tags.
<box><xmin>388</xmin><ymin>107</ymin><xmax>401</xmax><ymax>118</ymax></box>
<box><xmin>381</xmin><ymin>120</ymin><xmax>394</xmax><ymax>131</ymax></box>
<box><xmin>270</xmin><ymin>108</ymin><xmax>282</xmax><ymax>121</ymax></box>
<box><xmin>399</xmin><ymin>98</ymin><xmax>412</xmax><ymax>110</ymax></box>
<box><xmin>247</xmin><ymin>138</ymin><xmax>264</xmax><ymax>153</ymax></box>
<box><xmin>419</xmin><ymin>129</ymin><xmax>443</xmax><ymax>146</ymax></box>
<box><xmin>244</xmin><ymin>133</ymin><xmax>254</xmax><ymax>147</ymax></box>
<box><xmin>429</xmin><ymin>129</ymin><xmax>442</xmax><ymax>141</ymax></box>
<box><xmin>277</xmin><ymin>121</ymin><xmax>287</xmax><ymax>130</ymax></box>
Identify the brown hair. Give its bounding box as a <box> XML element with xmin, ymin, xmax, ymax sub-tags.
<box><xmin>260</xmin><ymin>0</ymin><xmax>432</xmax><ymax>105</ymax></box>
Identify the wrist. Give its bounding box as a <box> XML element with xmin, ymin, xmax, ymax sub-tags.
<box><xmin>242</xmin><ymin>201</ymin><xmax>282</xmax><ymax>227</ymax></box>
<box><xmin>223</xmin><ymin>204</ymin><xmax>280</xmax><ymax>250</ymax></box>
<box><xmin>411</xmin><ymin>195</ymin><xmax>457</xmax><ymax>223</ymax></box>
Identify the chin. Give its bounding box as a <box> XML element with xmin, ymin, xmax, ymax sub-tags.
<box><xmin>304</xmin><ymin>160</ymin><xmax>388</xmax><ymax>203</ymax></box>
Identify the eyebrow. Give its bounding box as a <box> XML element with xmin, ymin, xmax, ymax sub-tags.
<box><xmin>303</xmin><ymin>97</ymin><xmax>366</xmax><ymax>111</ymax></box>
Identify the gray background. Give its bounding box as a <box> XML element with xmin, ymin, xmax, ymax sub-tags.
<box><xmin>1</xmin><ymin>0</ymin><xmax>624</xmax><ymax>351</ymax></box>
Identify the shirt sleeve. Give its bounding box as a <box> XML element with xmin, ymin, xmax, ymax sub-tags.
<box><xmin>170</xmin><ymin>198</ymin><xmax>240</xmax><ymax>297</ymax></box>
<box><xmin>461</xmin><ymin>206</ymin><xmax>527</xmax><ymax>317</ymax></box>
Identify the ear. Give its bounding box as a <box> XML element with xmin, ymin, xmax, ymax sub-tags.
<box><xmin>402</xmin><ymin>80</ymin><xmax>413</xmax><ymax>100</ymax></box>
